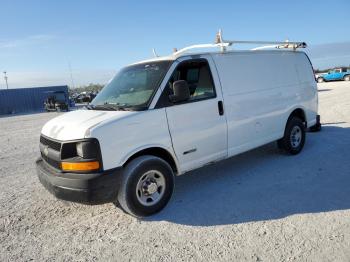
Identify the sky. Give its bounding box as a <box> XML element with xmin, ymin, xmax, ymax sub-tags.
<box><xmin>0</xmin><ymin>0</ymin><xmax>349</xmax><ymax>89</ymax></box>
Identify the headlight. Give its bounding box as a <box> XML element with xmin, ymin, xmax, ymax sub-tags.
<box><xmin>61</xmin><ymin>139</ymin><xmax>101</xmax><ymax>172</ymax></box>
<box><xmin>60</xmin><ymin>139</ymin><xmax>102</xmax><ymax>172</ymax></box>
<box><xmin>76</xmin><ymin>142</ymin><xmax>84</xmax><ymax>158</ymax></box>
<box><xmin>75</xmin><ymin>140</ymin><xmax>99</xmax><ymax>159</ymax></box>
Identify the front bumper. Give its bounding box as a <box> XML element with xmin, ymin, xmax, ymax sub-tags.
<box><xmin>36</xmin><ymin>158</ymin><xmax>122</xmax><ymax>204</ymax></box>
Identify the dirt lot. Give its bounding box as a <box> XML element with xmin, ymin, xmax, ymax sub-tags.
<box><xmin>1</xmin><ymin>81</ymin><xmax>350</xmax><ymax>261</ymax></box>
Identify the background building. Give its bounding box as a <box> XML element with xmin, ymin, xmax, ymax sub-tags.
<box><xmin>0</xmin><ymin>85</ymin><xmax>68</xmax><ymax>115</ymax></box>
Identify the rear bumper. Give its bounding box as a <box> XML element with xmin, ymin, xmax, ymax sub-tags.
<box><xmin>308</xmin><ymin>114</ymin><xmax>321</xmax><ymax>132</ymax></box>
<box><xmin>36</xmin><ymin>158</ymin><xmax>122</xmax><ymax>204</ymax></box>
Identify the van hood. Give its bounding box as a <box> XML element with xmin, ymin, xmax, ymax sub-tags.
<box><xmin>41</xmin><ymin>109</ymin><xmax>136</xmax><ymax>141</ymax></box>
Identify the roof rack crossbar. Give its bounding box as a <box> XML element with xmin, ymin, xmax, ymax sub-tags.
<box><xmin>173</xmin><ymin>43</ymin><xmax>230</xmax><ymax>56</ymax></box>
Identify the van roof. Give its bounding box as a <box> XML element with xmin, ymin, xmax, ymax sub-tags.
<box><xmin>130</xmin><ymin>30</ymin><xmax>307</xmax><ymax>66</ymax></box>
<box><xmin>130</xmin><ymin>49</ymin><xmax>305</xmax><ymax>66</ymax></box>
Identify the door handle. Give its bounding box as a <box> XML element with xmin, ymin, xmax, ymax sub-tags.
<box><xmin>218</xmin><ymin>101</ymin><xmax>224</xmax><ymax>116</ymax></box>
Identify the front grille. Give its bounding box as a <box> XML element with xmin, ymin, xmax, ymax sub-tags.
<box><xmin>41</xmin><ymin>152</ymin><xmax>61</xmax><ymax>169</ymax></box>
<box><xmin>40</xmin><ymin>135</ymin><xmax>62</xmax><ymax>170</ymax></box>
<box><xmin>40</xmin><ymin>135</ymin><xmax>61</xmax><ymax>151</ymax></box>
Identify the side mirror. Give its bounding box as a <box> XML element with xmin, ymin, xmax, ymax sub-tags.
<box><xmin>169</xmin><ymin>80</ymin><xmax>190</xmax><ymax>103</ymax></box>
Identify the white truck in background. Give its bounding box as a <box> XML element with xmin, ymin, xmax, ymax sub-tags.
<box><xmin>36</xmin><ymin>31</ymin><xmax>321</xmax><ymax>217</ymax></box>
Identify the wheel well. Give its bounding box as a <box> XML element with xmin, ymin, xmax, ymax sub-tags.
<box><xmin>288</xmin><ymin>108</ymin><xmax>307</xmax><ymax>127</ymax></box>
<box><xmin>343</xmin><ymin>74</ymin><xmax>350</xmax><ymax>79</ymax></box>
<box><xmin>123</xmin><ymin>147</ymin><xmax>178</xmax><ymax>174</ymax></box>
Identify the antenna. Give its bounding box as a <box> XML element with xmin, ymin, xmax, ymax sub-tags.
<box><xmin>152</xmin><ymin>48</ymin><xmax>159</xmax><ymax>57</ymax></box>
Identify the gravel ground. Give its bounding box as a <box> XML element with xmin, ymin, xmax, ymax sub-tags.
<box><xmin>1</xmin><ymin>81</ymin><xmax>350</xmax><ymax>261</ymax></box>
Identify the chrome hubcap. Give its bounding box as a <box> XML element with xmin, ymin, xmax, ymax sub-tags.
<box><xmin>136</xmin><ymin>170</ymin><xmax>166</xmax><ymax>206</ymax></box>
<box><xmin>290</xmin><ymin>126</ymin><xmax>302</xmax><ymax>148</ymax></box>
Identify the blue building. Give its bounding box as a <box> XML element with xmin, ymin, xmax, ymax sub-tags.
<box><xmin>0</xmin><ymin>85</ymin><xmax>69</xmax><ymax>115</ymax></box>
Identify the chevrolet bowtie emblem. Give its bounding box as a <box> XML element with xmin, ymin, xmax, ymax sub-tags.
<box><xmin>43</xmin><ymin>146</ymin><xmax>49</xmax><ymax>156</ymax></box>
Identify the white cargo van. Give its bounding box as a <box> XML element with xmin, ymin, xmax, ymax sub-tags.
<box><xmin>36</xmin><ymin>33</ymin><xmax>321</xmax><ymax>217</ymax></box>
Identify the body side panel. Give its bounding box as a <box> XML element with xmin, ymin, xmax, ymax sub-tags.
<box><xmin>212</xmin><ymin>51</ymin><xmax>317</xmax><ymax>157</ymax></box>
<box><xmin>89</xmin><ymin>108</ymin><xmax>176</xmax><ymax>171</ymax></box>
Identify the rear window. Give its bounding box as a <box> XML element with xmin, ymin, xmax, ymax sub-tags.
<box><xmin>295</xmin><ymin>53</ymin><xmax>315</xmax><ymax>84</ymax></box>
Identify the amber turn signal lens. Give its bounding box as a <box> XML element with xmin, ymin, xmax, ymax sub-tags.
<box><xmin>61</xmin><ymin>161</ymin><xmax>100</xmax><ymax>171</ymax></box>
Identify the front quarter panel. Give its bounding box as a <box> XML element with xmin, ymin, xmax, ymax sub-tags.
<box><xmin>89</xmin><ymin>108</ymin><xmax>175</xmax><ymax>170</ymax></box>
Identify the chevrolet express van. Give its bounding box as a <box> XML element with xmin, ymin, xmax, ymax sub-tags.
<box><xmin>36</xmin><ymin>35</ymin><xmax>320</xmax><ymax>217</ymax></box>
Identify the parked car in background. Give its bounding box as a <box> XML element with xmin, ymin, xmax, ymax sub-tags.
<box><xmin>72</xmin><ymin>92</ymin><xmax>98</xmax><ymax>103</ymax></box>
<box><xmin>316</xmin><ymin>68</ymin><xmax>350</xmax><ymax>83</ymax></box>
<box><xmin>44</xmin><ymin>91</ymin><xmax>69</xmax><ymax>112</ymax></box>
<box><xmin>74</xmin><ymin>93</ymin><xmax>90</xmax><ymax>103</ymax></box>
<box><xmin>89</xmin><ymin>91</ymin><xmax>97</xmax><ymax>101</ymax></box>
<box><xmin>68</xmin><ymin>97</ymin><xmax>75</xmax><ymax>108</ymax></box>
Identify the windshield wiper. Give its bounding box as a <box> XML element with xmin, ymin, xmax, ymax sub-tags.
<box><xmin>88</xmin><ymin>103</ymin><xmax>132</xmax><ymax>111</ymax></box>
<box><xmin>93</xmin><ymin>104</ymin><xmax>119</xmax><ymax>111</ymax></box>
<box><xmin>86</xmin><ymin>103</ymin><xmax>144</xmax><ymax>111</ymax></box>
<box><xmin>85</xmin><ymin>104</ymin><xmax>95</xmax><ymax>110</ymax></box>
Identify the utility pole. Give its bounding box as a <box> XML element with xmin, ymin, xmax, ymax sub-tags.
<box><xmin>68</xmin><ymin>62</ymin><xmax>75</xmax><ymax>89</ymax></box>
<box><xmin>3</xmin><ymin>71</ymin><xmax>8</xmax><ymax>89</ymax></box>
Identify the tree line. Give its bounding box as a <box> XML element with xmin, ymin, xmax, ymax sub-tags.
<box><xmin>314</xmin><ymin>66</ymin><xmax>350</xmax><ymax>74</ymax></box>
<box><xmin>69</xmin><ymin>83</ymin><xmax>104</xmax><ymax>94</ymax></box>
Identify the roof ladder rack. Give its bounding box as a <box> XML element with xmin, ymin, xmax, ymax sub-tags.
<box><xmin>215</xmin><ymin>29</ymin><xmax>307</xmax><ymax>51</ymax></box>
<box><xmin>172</xmin><ymin>30</ymin><xmax>307</xmax><ymax>56</ymax></box>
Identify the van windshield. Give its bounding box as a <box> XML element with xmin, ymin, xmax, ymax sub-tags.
<box><xmin>90</xmin><ymin>61</ymin><xmax>172</xmax><ymax>111</ymax></box>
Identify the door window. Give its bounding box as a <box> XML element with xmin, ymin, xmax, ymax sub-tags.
<box><xmin>156</xmin><ymin>59</ymin><xmax>216</xmax><ymax>107</ymax></box>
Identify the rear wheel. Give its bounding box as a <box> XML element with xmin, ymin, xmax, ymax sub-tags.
<box><xmin>277</xmin><ymin>117</ymin><xmax>305</xmax><ymax>155</ymax></box>
<box><xmin>317</xmin><ymin>77</ymin><xmax>324</xmax><ymax>83</ymax></box>
<box><xmin>117</xmin><ymin>155</ymin><xmax>174</xmax><ymax>217</ymax></box>
<box><xmin>344</xmin><ymin>75</ymin><xmax>350</xmax><ymax>81</ymax></box>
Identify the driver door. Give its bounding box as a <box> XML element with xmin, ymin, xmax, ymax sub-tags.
<box><xmin>156</xmin><ymin>56</ymin><xmax>228</xmax><ymax>173</ymax></box>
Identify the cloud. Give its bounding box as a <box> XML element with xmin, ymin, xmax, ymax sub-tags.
<box><xmin>0</xmin><ymin>69</ymin><xmax>116</xmax><ymax>89</ymax></box>
<box><xmin>1</xmin><ymin>39</ymin><xmax>349</xmax><ymax>89</ymax></box>
<box><xmin>0</xmin><ymin>34</ymin><xmax>57</xmax><ymax>49</ymax></box>
<box><xmin>306</xmin><ymin>42</ymin><xmax>350</xmax><ymax>69</ymax></box>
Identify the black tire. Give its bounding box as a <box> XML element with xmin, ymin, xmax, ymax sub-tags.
<box><xmin>277</xmin><ymin>117</ymin><xmax>305</xmax><ymax>155</ymax></box>
<box><xmin>117</xmin><ymin>155</ymin><xmax>175</xmax><ymax>217</ymax></box>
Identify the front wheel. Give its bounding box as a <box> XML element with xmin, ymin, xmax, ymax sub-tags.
<box><xmin>317</xmin><ymin>77</ymin><xmax>324</xmax><ymax>83</ymax></box>
<box><xmin>117</xmin><ymin>155</ymin><xmax>175</xmax><ymax>217</ymax></box>
<box><xmin>277</xmin><ymin>117</ymin><xmax>305</xmax><ymax>155</ymax></box>
<box><xmin>344</xmin><ymin>75</ymin><xmax>350</xmax><ymax>81</ymax></box>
